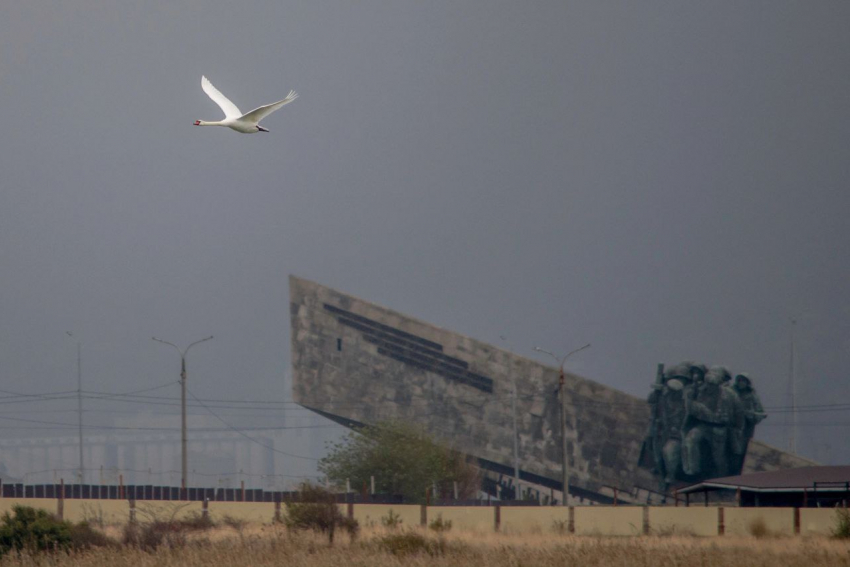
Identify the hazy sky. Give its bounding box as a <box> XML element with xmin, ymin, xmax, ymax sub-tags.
<box><xmin>1</xmin><ymin>1</ymin><xmax>848</xmax><ymax>466</ymax></box>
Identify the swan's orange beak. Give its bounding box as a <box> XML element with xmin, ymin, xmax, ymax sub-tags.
<box><xmin>193</xmin><ymin>120</ymin><xmax>201</xmax><ymax>126</ymax></box>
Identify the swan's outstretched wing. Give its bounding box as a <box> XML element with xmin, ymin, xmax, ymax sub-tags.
<box><xmin>201</xmin><ymin>76</ymin><xmax>242</xmax><ymax>119</ymax></box>
<box><xmin>241</xmin><ymin>91</ymin><xmax>298</xmax><ymax>123</ymax></box>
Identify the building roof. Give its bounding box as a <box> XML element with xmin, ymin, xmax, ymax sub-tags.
<box><xmin>679</xmin><ymin>466</ymin><xmax>850</xmax><ymax>494</ymax></box>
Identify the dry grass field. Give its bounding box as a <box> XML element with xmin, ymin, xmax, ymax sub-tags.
<box><xmin>0</xmin><ymin>523</ymin><xmax>847</xmax><ymax>567</ymax></box>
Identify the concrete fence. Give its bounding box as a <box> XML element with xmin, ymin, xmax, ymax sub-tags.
<box><xmin>0</xmin><ymin>499</ymin><xmax>844</xmax><ymax>537</ymax></box>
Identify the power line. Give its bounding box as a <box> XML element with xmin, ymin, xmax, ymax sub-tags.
<box><xmin>185</xmin><ymin>386</ymin><xmax>320</xmax><ymax>462</ymax></box>
<box><xmin>0</xmin><ymin>413</ymin><xmax>343</xmax><ymax>433</ymax></box>
<box><xmin>5</xmin><ymin>385</ymin><xmax>850</xmax><ymax>416</ymax></box>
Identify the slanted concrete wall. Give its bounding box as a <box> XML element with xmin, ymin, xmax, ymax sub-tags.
<box><xmin>289</xmin><ymin>277</ymin><xmax>811</xmax><ymax>503</ymax></box>
<box><xmin>723</xmin><ymin>507</ymin><xmax>795</xmax><ymax>536</ymax></box>
<box><xmin>573</xmin><ymin>506</ymin><xmax>644</xmax><ymax>536</ymax></box>
<box><xmin>648</xmin><ymin>507</ymin><xmax>718</xmax><ymax>536</ymax></box>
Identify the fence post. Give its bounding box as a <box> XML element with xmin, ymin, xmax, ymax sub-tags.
<box><xmin>420</xmin><ymin>503</ymin><xmax>427</xmax><ymax>527</ymax></box>
<box><xmin>203</xmin><ymin>497</ymin><xmax>209</xmax><ymax>520</ymax></box>
<box><xmin>494</xmin><ymin>504</ymin><xmax>501</xmax><ymax>532</ymax></box>
<box><xmin>794</xmin><ymin>507</ymin><xmax>800</xmax><ymax>535</ymax></box>
<box><xmin>568</xmin><ymin>505</ymin><xmax>575</xmax><ymax>534</ymax></box>
<box><xmin>129</xmin><ymin>499</ymin><xmax>136</xmax><ymax>524</ymax></box>
<box><xmin>718</xmin><ymin>507</ymin><xmax>725</xmax><ymax>536</ymax></box>
<box><xmin>642</xmin><ymin>506</ymin><xmax>649</xmax><ymax>535</ymax></box>
<box><xmin>274</xmin><ymin>499</ymin><xmax>281</xmax><ymax>523</ymax></box>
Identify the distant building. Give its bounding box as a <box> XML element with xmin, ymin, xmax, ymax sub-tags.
<box><xmin>289</xmin><ymin>276</ymin><xmax>815</xmax><ymax>504</ymax></box>
<box><xmin>0</xmin><ymin>416</ymin><xmax>334</xmax><ymax>489</ymax></box>
<box><xmin>678</xmin><ymin>466</ymin><xmax>850</xmax><ymax>507</ymax></box>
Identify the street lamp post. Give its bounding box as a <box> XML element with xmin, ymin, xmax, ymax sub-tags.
<box><xmin>152</xmin><ymin>335</ymin><xmax>213</xmax><ymax>491</ymax></box>
<box><xmin>66</xmin><ymin>332</ymin><xmax>84</xmax><ymax>484</ymax></box>
<box><xmin>534</xmin><ymin>343</ymin><xmax>591</xmax><ymax>506</ymax></box>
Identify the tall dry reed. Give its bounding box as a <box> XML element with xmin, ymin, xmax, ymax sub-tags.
<box><xmin>0</xmin><ymin>524</ymin><xmax>846</xmax><ymax>567</ymax></box>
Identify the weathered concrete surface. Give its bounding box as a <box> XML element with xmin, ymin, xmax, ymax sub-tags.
<box><xmin>289</xmin><ymin>276</ymin><xmax>814</xmax><ymax>503</ymax></box>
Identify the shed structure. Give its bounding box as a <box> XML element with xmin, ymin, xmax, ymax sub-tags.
<box><xmin>678</xmin><ymin>466</ymin><xmax>850</xmax><ymax>507</ymax></box>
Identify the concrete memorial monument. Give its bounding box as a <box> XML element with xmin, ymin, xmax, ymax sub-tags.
<box><xmin>643</xmin><ymin>361</ymin><xmax>767</xmax><ymax>492</ymax></box>
<box><xmin>290</xmin><ymin>276</ymin><xmax>809</xmax><ymax>504</ymax></box>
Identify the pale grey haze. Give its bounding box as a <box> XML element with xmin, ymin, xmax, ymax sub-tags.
<box><xmin>0</xmin><ymin>0</ymin><xmax>848</xmax><ymax>482</ymax></box>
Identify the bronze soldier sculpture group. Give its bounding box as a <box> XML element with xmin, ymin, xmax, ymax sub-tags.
<box><xmin>643</xmin><ymin>361</ymin><xmax>766</xmax><ymax>494</ymax></box>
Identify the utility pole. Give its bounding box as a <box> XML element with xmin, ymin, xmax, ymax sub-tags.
<box><xmin>789</xmin><ymin>318</ymin><xmax>797</xmax><ymax>454</ymax></box>
<box><xmin>153</xmin><ymin>335</ymin><xmax>213</xmax><ymax>490</ymax></box>
<box><xmin>534</xmin><ymin>343</ymin><xmax>591</xmax><ymax>507</ymax></box>
<box><xmin>67</xmin><ymin>332</ymin><xmax>84</xmax><ymax>484</ymax></box>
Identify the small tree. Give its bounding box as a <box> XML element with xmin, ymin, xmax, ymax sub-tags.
<box><xmin>319</xmin><ymin>420</ymin><xmax>480</xmax><ymax>504</ymax></box>
<box><xmin>284</xmin><ymin>483</ymin><xmax>358</xmax><ymax>545</ymax></box>
<box><xmin>833</xmin><ymin>508</ymin><xmax>850</xmax><ymax>539</ymax></box>
<box><xmin>0</xmin><ymin>506</ymin><xmax>72</xmax><ymax>556</ymax></box>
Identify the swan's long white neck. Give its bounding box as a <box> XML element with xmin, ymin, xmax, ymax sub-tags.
<box><xmin>194</xmin><ymin>120</ymin><xmax>225</xmax><ymax>126</ymax></box>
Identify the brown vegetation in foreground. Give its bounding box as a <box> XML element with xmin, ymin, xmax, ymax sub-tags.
<box><xmin>0</xmin><ymin>523</ymin><xmax>848</xmax><ymax>567</ymax></box>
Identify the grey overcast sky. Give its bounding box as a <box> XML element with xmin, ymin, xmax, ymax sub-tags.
<box><xmin>1</xmin><ymin>1</ymin><xmax>848</xmax><ymax>465</ymax></box>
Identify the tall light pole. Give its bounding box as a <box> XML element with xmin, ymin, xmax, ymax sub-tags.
<box><xmin>789</xmin><ymin>318</ymin><xmax>798</xmax><ymax>454</ymax></box>
<box><xmin>66</xmin><ymin>332</ymin><xmax>84</xmax><ymax>484</ymax></box>
<box><xmin>152</xmin><ymin>335</ymin><xmax>213</xmax><ymax>490</ymax></box>
<box><xmin>534</xmin><ymin>343</ymin><xmax>591</xmax><ymax>506</ymax></box>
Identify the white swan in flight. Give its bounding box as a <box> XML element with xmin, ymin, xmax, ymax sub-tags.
<box><xmin>194</xmin><ymin>76</ymin><xmax>298</xmax><ymax>133</ymax></box>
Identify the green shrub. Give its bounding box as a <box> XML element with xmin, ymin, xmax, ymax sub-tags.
<box><xmin>284</xmin><ymin>483</ymin><xmax>359</xmax><ymax>545</ymax></box>
<box><xmin>221</xmin><ymin>514</ymin><xmax>247</xmax><ymax>531</ymax></box>
<box><xmin>122</xmin><ymin>520</ymin><xmax>188</xmax><ymax>551</ymax></box>
<box><xmin>69</xmin><ymin>521</ymin><xmax>118</xmax><ymax>550</ymax></box>
<box><xmin>375</xmin><ymin>530</ymin><xmax>447</xmax><ymax>556</ymax></box>
<box><xmin>179</xmin><ymin>511</ymin><xmax>215</xmax><ymax>531</ymax></box>
<box><xmin>381</xmin><ymin>510</ymin><xmax>403</xmax><ymax>530</ymax></box>
<box><xmin>319</xmin><ymin>420</ymin><xmax>481</xmax><ymax>504</ymax></box>
<box><xmin>428</xmin><ymin>514</ymin><xmax>452</xmax><ymax>533</ymax></box>
<box><xmin>833</xmin><ymin>508</ymin><xmax>850</xmax><ymax>539</ymax></box>
<box><xmin>0</xmin><ymin>505</ymin><xmax>72</xmax><ymax>556</ymax></box>
<box><xmin>552</xmin><ymin>519</ymin><xmax>569</xmax><ymax>535</ymax></box>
